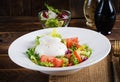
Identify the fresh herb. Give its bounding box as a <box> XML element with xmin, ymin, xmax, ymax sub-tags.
<box><xmin>45</xmin><ymin>3</ymin><xmax>60</xmax><ymax>14</ymax></box>
<box><xmin>55</xmin><ymin>55</ymin><xmax>64</xmax><ymax>58</ymax></box>
<box><xmin>70</xmin><ymin>53</ymin><xmax>79</xmax><ymax>65</ymax></box>
<box><xmin>40</xmin><ymin>62</ymin><xmax>54</xmax><ymax>67</ymax></box>
<box><xmin>85</xmin><ymin>48</ymin><xmax>92</xmax><ymax>57</ymax></box>
<box><xmin>76</xmin><ymin>44</ymin><xmax>92</xmax><ymax>57</ymax></box>
<box><xmin>71</xmin><ymin>44</ymin><xmax>77</xmax><ymax>51</ymax></box>
<box><xmin>26</xmin><ymin>48</ymin><xmax>40</xmax><ymax>64</ymax></box>
<box><xmin>35</xmin><ymin>36</ymin><xmax>40</xmax><ymax>47</ymax></box>
<box><xmin>45</xmin><ymin>18</ymin><xmax>63</xmax><ymax>27</ymax></box>
<box><xmin>61</xmin><ymin>39</ymin><xmax>66</xmax><ymax>45</ymax></box>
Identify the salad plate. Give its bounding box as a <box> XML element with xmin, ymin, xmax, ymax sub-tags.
<box><xmin>8</xmin><ymin>27</ymin><xmax>111</xmax><ymax>75</ymax></box>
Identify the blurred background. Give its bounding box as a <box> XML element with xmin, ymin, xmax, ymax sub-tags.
<box><xmin>0</xmin><ymin>0</ymin><xmax>119</xmax><ymax>18</ymax></box>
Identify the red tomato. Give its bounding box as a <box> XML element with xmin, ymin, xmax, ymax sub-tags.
<box><xmin>74</xmin><ymin>51</ymin><xmax>82</xmax><ymax>63</ymax></box>
<box><xmin>40</xmin><ymin>55</ymin><xmax>63</xmax><ymax>67</ymax></box>
<box><xmin>47</xmin><ymin>56</ymin><xmax>55</xmax><ymax>63</ymax></box>
<box><xmin>53</xmin><ymin>58</ymin><xmax>63</xmax><ymax>67</ymax></box>
<box><xmin>40</xmin><ymin>55</ymin><xmax>48</xmax><ymax>62</ymax></box>
<box><xmin>75</xmin><ymin>43</ymin><xmax>81</xmax><ymax>48</ymax></box>
<box><xmin>66</xmin><ymin>37</ymin><xmax>79</xmax><ymax>48</ymax></box>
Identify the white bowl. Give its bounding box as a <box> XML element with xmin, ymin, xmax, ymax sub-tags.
<box><xmin>8</xmin><ymin>27</ymin><xmax>111</xmax><ymax>75</ymax></box>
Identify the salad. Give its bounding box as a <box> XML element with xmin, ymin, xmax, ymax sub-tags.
<box><xmin>26</xmin><ymin>29</ymin><xmax>92</xmax><ymax>67</ymax></box>
<box><xmin>38</xmin><ymin>3</ymin><xmax>71</xmax><ymax>28</ymax></box>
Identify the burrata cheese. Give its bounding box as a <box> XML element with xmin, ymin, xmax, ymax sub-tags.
<box><xmin>35</xmin><ymin>35</ymin><xmax>67</xmax><ymax>57</ymax></box>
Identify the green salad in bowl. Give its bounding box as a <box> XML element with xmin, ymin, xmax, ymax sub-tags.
<box><xmin>26</xmin><ymin>29</ymin><xmax>92</xmax><ymax>67</ymax></box>
<box><xmin>38</xmin><ymin>3</ymin><xmax>71</xmax><ymax>28</ymax></box>
<box><xmin>8</xmin><ymin>27</ymin><xmax>111</xmax><ymax>75</ymax></box>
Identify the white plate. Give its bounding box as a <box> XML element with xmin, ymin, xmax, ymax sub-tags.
<box><xmin>8</xmin><ymin>27</ymin><xmax>111</xmax><ymax>73</ymax></box>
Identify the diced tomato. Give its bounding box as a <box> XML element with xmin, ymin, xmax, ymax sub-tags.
<box><xmin>40</xmin><ymin>55</ymin><xmax>55</xmax><ymax>63</ymax></box>
<box><xmin>74</xmin><ymin>51</ymin><xmax>82</xmax><ymax>63</ymax></box>
<box><xmin>40</xmin><ymin>55</ymin><xmax>48</xmax><ymax>62</ymax></box>
<box><xmin>40</xmin><ymin>55</ymin><xmax>63</xmax><ymax>67</ymax></box>
<box><xmin>47</xmin><ymin>56</ymin><xmax>55</xmax><ymax>63</ymax></box>
<box><xmin>66</xmin><ymin>37</ymin><xmax>79</xmax><ymax>48</ymax></box>
<box><xmin>75</xmin><ymin>43</ymin><xmax>81</xmax><ymax>48</ymax></box>
<box><xmin>53</xmin><ymin>58</ymin><xmax>63</xmax><ymax>67</ymax></box>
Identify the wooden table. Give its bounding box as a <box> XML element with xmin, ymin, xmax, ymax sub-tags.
<box><xmin>0</xmin><ymin>16</ymin><xmax>120</xmax><ymax>82</ymax></box>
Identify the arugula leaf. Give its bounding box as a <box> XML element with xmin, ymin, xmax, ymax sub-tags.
<box><xmin>71</xmin><ymin>44</ymin><xmax>77</xmax><ymax>51</ymax></box>
<box><xmin>44</xmin><ymin>3</ymin><xmax>60</xmax><ymax>14</ymax></box>
<box><xmin>26</xmin><ymin>48</ymin><xmax>40</xmax><ymax>64</ymax></box>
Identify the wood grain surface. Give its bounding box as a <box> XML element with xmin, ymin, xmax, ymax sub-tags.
<box><xmin>0</xmin><ymin>0</ymin><xmax>120</xmax><ymax>17</ymax></box>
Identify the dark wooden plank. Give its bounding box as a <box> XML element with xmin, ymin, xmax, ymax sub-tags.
<box><xmin>0</xmin><ymin>69</ymin><xmax>49</xmax><ymax>82</ymax></box>
<box><xmin>112</xmin><ymin>56</ymin><xmax>120</xmax><ymax>82</ymax></box>
<box><xmin>0</xmin><ymin>16</ymin><xmax>39</xmax><ymax>23</ymax></box>
<box><xmin>0</xmin><ymin>55</ymin><xmax>22</xmax><ymax>69</ymax></box>
<box><xmin>31</xmin><ymin>0</ymin><xmax>44</xmax><ymax>16</ymax></box>
<box><xmin>0</xmin><ymin>23</ymin><xmax>42</xmax><ymax>32</ymax></box>
<box><xmin>10</xmin><ymin>0</ymin><xmax>24</xmax><ymax>16</ymax></box>
<box><xmin>0</xmin><ymin>0</ymin><xmax>10</xmax><ymax>16</ymax></box>
<box><xmin>22</xmin><ymin>0</ymin><xmax>31</xmax><ymax>16</ymax></box>
<box><xmin>69</xmin><ymin>19</ymin><xmax>86</xmax><ymax>27</ymax></box>
<box><xmin>69</xmin><ymin>0</ymin><xmax>84</xmax><ymax>18</ymax></box>
<box><xmin>0</xmin><ymin>32</ymin><xmax>28</xmax><ymax>54</ymax></box>
<box><xmin>0</xmin><ymin>0</ymin><xmax>120</xmax><ymax>16</ymax></box>
<box><xmin>106</xmin><ymin>29</ymin><xmax>120</xmax><ymax>40</ymax></box>
<box><xmin>47</xmin><ymin>0</ymin><xmax>70</xmax><ymax>10</ymax></box>
<box><xmin>10</xmin><ymin>0</ymin><xmax>31</xmax><ymax>16</ymax></box>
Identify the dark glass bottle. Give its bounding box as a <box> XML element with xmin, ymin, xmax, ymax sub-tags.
<box><xmin>95</xmin><ymin>0</ymin><xmax>116</xmax><ymax>35</ymax></box>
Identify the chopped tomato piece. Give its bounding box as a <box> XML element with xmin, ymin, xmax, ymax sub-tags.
<box><xmin>66</xmin><ymin>37</ymin><xmax>79</xmax><ymax>48</ymax></box>
<box><xmin>74</xmin><ymin>51</ymin><xmax>82</xmax><ymax>63</ymax></box>
<box><xmin>53</xmin><ymin>58</ymin><xmax>63</xmax><ymax>67</ymax></box>
<box><xmin>40</xmin><ymin>55</ymin><xmax>56</xmax><ymax>63</ymax></box>
<box><xmin>47</xmin><ymin>56</ymin><xmax>55</xmax><ymax>63</ymax></box>
<box><xmin>75</xmin><ymin>43</ymin><xmax>81</xmax><ymax>48</ymax></box>
<box><xmin>40</xmin><ymin>55</ymin><xmax>48</xmax><ymax>62</ymax></box>
<box><xmin>40</xmin><ymin>55</ymin><xmax>63</xmax><ymax>67</ymax></box>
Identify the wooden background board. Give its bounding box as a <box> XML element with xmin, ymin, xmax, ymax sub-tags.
<box><xmin>0</xmin><ymin>0</ymin><xmax>120</xmax><ymax>17</ymax></box>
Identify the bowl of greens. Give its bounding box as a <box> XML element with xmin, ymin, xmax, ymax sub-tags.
<box><xmin>38</xmin><ymin>3</ymin><xmax>71</xmax><ymax>28</ymax></box>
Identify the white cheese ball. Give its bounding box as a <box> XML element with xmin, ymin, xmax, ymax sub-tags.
<box><xmin>35</xmin><ymin>36</ymin><xmax>67</xmax><ymax>57</ymax></box>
